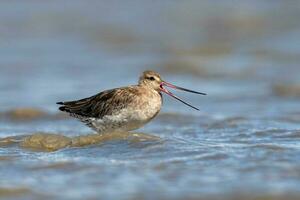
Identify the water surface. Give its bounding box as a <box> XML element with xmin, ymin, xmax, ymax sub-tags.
<box><xmin>1</xmin><ymin>1</ymin><xmax>300</xmax><ymax>200</ymax></box>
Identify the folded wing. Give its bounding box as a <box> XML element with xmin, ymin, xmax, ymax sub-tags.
<box><xmin>57</xmin><ymin>87</ymin><xmax>136</xmax><ymax>118</ymax></box>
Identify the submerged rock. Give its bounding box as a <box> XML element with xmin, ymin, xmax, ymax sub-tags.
<box><xmin>273</xmin><ymin>84</ymin><xmax>300</xmax><ymax>97</ymax></box>
<box><xmin>1</xmin><ymin>108</ymin><xmax>69</xmax><ymax>121</ymax></box>
<box><xmin>5</xmin><ymin>108</ymin><xmax>47</xmax><ymax>121</ymax></box>
<box><xmin>20</xmin><ymin>133</ymin><xmax>72</xmax><ymax>151</ymax></box>
<box><xmin>0</xmin><ymin>156</ymin><xmax>15</xmax><ymax>162</ymax></box>
<box><xmin>71</xmin><ymin>131</ymin><xmax>160</xmax><ymax>147</ymax></box>
<box><xmin>1</xmin><ymin>132</ymin><xmax>160</xmax><ymax>152</ymax></box>
<box><xmin>0</xmin><ymin>187</ymin><xmax>32</xmax><ymax>197</ymax></box>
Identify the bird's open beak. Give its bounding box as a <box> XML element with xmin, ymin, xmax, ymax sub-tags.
<box><xmin>160</xmin><ymin>81</ymin><xmax>206</xmax><ymax>111</ymax></box>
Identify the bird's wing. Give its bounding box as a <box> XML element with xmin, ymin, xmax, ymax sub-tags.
<box><xmin>57</xmin><ymin>87</ymin><xmax>138</xmax><ymax>118</ymax></box>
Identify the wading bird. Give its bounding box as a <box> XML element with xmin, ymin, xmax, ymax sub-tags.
<box><xmin>57</xmin><ymin>70</ymin><xmax>206</xmax><ymax>133</ymax></box>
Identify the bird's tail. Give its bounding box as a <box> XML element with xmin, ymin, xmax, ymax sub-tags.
<box><xmin>56</xmin><ymin>102</ymin><xmax>67</xmax><ymax>111</ymax></box>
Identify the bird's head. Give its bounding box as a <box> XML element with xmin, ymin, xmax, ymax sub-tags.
<box><xmin>139</xmin><ymin>70</ymin><xmax>162</xmax><ymax>90</ymax></box>
<box><xmin>138</xmin><ymin>70</ymin><xmax>207</xmax><ymax>110</ymax></box>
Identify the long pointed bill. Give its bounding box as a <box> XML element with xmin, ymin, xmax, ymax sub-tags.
<box><xmin>160</xmin><ymin>81</ymin><xmax>206</xmax><ymax>111</ymax></box>
<box><xmin>162</xmin><ymin>82</ymin><xmax>207</xmax><ymax>95</ymax></box>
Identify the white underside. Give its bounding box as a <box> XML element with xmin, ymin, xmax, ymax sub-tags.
<box><xmin>81</xmin><ymin>94</ymin><xmax>162</xmax><ymax>133</ymax></box>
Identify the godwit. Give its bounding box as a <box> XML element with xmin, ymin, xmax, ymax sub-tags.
<box><xmin>57</xmin><ymin>70</ymin><xmax>206</xmax><ymax>133</ymax></box>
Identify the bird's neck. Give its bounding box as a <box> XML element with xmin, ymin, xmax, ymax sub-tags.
<box><xmin>138</xmin><ymin>83</ymin><xmax>161</xmax><ymax>94</ymax></box>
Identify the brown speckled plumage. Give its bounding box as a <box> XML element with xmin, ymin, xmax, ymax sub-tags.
<box><xmin>57</xmin><ymin>70</ymin><xmax>205</xmax><ymax>133</ymax></box>
<box><xmin>58</xmin><ymin>87</ymin><xmax>141</xmax><ymax>118</ymax></box>
<box><xmin>57</xmin><ymin>71</ymin><xmax>163</xmax><ymax>133</ymax></box>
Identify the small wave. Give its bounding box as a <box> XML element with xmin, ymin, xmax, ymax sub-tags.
<box><xmin>274</xmin><ymin>131</ymin><xmax>300</xmax><ymax>139</ymax></box>
<box><xmin>247</xmin><ymin>143</ymin><xmax>286</xmax><ymax>151</ymax></box>
<box><xmin>208</xmin><ymin>117</ymin><xmax>248</xmax><ymax>129</ymax></box>
<box><xmin>254</xmin><ymin>129</ymin><xmax>300</xmax><ymax>139</ymax></box>
<box><xmin>253</xmin><ymin>129</ymin><xmax>286</xmax><ymax>137</ymax></box>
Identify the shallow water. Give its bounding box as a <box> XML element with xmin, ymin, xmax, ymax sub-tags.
<box><xmin>1</xmin><ymin>1</ymin><xmax>300</xmax><ymax>200</ymax></box>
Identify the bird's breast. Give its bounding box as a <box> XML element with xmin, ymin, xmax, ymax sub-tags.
<box><xmin>110</xmin><ymin>90</ymin><xmax>162</xmax><ymax>126</ymax></box>
<box><xmin>133</xmin><ymin>90</ymin><xmax>162</xmax><ymax>121</ymax></box>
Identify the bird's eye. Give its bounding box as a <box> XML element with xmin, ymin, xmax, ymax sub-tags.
<box><xmin>148</xmin><ymin>76</ymin><xmax>155</xmax><ymax>81</ymax></box>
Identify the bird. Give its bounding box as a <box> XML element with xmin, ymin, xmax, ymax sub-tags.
<box><xmin>57</xmin><ymin>70</ymin><xmax>206</xmax><ymax>134</ymax></box>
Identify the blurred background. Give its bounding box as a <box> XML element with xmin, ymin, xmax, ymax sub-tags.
<box><xmin>0</xmin><ymin>1</ymin><xmax>300</xmax><ymax>200</ymax></box>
